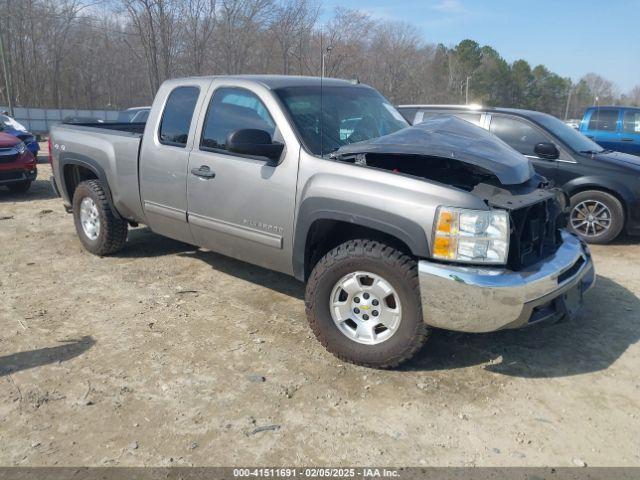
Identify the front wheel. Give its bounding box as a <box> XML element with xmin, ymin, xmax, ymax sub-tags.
<box><xmin>568</xmin><ymin>190</ymin><xmax>624</xmax><ymax>244</ymax></box>
<box><xmin>72</xmin><ymin>180</ymin><xmax>128</xmax><ymax>255</ymax></box>
<box><xmin>305</xmin><ymin>239</ymin><xmax>428</xmax><ymax>369</ymax></box>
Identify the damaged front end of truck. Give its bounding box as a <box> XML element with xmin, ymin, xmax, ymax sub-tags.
<box><xmin>333</xmin><ymin>116</ymin><xmax>569</xmax><ymax>271</ymax></box>
<box><xmin>332</xmin><ymin>116</ymin><xmax>595</xmax><ymax>332</ymax></box>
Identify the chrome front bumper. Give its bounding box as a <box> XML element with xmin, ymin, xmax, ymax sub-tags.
<box><xmin>418</xmin><ymin>231</ymin><xmax>595</xmax><ymax>333</ymax></box>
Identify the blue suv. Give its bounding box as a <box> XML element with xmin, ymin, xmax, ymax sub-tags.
<box><xmin>579</xmin><ymin>106</ymin><xmax>640</xmax><ymax>156</ymax></box>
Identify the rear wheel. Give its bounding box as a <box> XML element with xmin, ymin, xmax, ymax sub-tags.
<box><xmin>72</xmin><ymin>180</ymin><xmax>128</xmax><ymax>255</ymax></box>
<box><xmin>7</xmin><ymin>181</ymin><xmax>31</xmax><ymax>193</ymax></box>
<box><xmin>568</xmin><ymin>190</ymin><xmax>624</xmax><ymax>244</ymax></box>
<box><xmin>305</xmin><ymin>239</ymin><xmax>428</xmax><ymax>369</ymax></box>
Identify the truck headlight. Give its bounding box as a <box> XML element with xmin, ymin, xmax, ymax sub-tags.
<box><xmin>16</xmin><ymin>142</ymin><xmax>26</xmax><ymax>154</ymax></box>
<box><xmin>432</xmin><ymin>207</ymin><xmax>509</xmax><ymax>265</ymax></box>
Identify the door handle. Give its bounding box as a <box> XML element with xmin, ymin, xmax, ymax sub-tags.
<box><xmin>191</xmin><ymin>165</ymin><xmax>216</xmax><ymax>178</ymax></box>
<box><xmin>621</xmin><ymin>138</ymin><xmax>634</xmax><ymax>142</ymax></box>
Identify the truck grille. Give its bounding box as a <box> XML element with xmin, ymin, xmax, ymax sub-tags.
<box><xmin>508</xmin><ymin>197</ymin><xmax>566</xmax><ymax>270</ymax></box>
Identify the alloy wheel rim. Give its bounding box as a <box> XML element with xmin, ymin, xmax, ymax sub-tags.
<box><xmin>570</xmin><ymin>200</ymin><xmax>611</xmax><ymax>237</ymax></box>
<box><xmin>329</xmin><ymin>271</ymin><xmax>402</xmax><ymax>345</ymax></box>
<box><xmin>80</xmin><ymin>197</ymin><xmax>100</xmax><ymax>240</ymax></box>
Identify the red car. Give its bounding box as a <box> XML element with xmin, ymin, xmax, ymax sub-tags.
<box><xmin>0</xmin><ymin>131</ymin><xmax>37</xmax><ymax>193</ymax></box>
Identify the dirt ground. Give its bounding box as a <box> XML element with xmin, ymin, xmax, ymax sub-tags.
<box><xmin>1</xmin><ymin>161</ymin><xmax>639</xmax><ymax>467</ymax></box>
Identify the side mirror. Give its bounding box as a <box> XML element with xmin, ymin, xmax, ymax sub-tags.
<box><xmin>226</xmin><ymin>129</ymin><xmax>284</xmax><ymax>162</ymax></box>
<box><xmin>534</xmin><ymin>142</ymin><xmax>559</xmax><ymax>160</ymax></box>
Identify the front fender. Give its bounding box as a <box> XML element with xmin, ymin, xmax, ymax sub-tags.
<box><xmin>291</xmin><ymin>168</ymin><xmax>489</xmax><ymax>281</ymax></box>
<box><xmin>293</xmin><ymin>197</ymin><xmax>431</xmax><ymax>280</ymax></box>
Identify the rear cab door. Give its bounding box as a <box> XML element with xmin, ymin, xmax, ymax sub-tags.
<box><xmin>185</xmin><ymin>80</ymin><xmax>301</xmax><ymax>275</ymax></box>
<box><xmin>139</xmin><ymin>78</ymin><xmax>212</xmax><ymax>244</ymax></box>
<box><xmin>582</xmin><ymin>107</ymin><xmax>622</xmax><ymax>151</ymax></box>
<box><xmin>620</xmin><ymin>108</ymin><xmax>640</xmax><ymax>156</ymax></box>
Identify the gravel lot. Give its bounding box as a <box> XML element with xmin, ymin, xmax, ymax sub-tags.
<box><xmin>1</xmin><ymin>161</ymin><xmax>640</xmax><ymax>467</ymax></box>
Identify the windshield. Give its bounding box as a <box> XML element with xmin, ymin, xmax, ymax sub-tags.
<box><xmin>532</xmin><ymin>112</ymin><xmax>604</xmax><ymax>153</ymax></box>
<box><xmin>275</xmin><ymin>85</ymin><xmax>408</xmax><ymax>156</ymax></box>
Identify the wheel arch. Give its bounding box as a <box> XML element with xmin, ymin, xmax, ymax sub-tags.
<box><xmin>293</xmin><ymin>198</ymin><xmax>429</xmax><ymax>281</ymax></box>
<box><xmin>60</xmin><ymin>155</ymin><xmax>122</xmax><ymax>220</ymax></box>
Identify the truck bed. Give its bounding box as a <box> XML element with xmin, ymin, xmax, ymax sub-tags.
<box><xmin>50</xmin><ymin>122</ymin><xmax>145</xmax><ymax>222</ymax></box>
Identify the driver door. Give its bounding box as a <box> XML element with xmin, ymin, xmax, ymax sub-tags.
<box><xmin>186</xmin><ymin>85</ymin><xmax>298</xmax><ymax>274</ymax></box>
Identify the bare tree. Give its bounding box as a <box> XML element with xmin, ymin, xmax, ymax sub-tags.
<box><xmin>269</xmin><ymin>0</ymin><xmax>318</xmax><ymax>74</ymax></box>
<box><xmin>181</xmin><ymin>0</ymin><xmax>217</xmax><ymax>75</ymax></box>
<box><xmin>624</xmin><ymin>85</ymin><xmax>640</xmax><ymax>106</ymax></box>
<box><xmin>582</xmin><ymin>72</ymin><xmax>616</xmax><ymax>104</ymax></box>
<box><xmin>365</xmin><ymin>21</ymin><xmax>424</xmax><ymax>103</ymax></box>
<box><xmin>0</xmin><ymin>0</ymin><xmax>631</xmax><ymax>115</ymax></box>
<box><xmin>216</xmin><ymin>0</ymin><xmax>273</xmax><ymax>74</ymax></box>
<box><xmin>121</xmin><ymin>0</ymin><xmax>182</xmax><ymax>94</ymax></box>
<box><xmin>320</xmin><ymin>8</ymin><xmax>374</xmax><ymax>78</ymax></box>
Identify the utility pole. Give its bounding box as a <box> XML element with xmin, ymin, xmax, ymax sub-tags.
<box><xmin>0</xmin><ymin>21</ymin><xmax>14</xmax><ymax>116</ymax></box>
<box><xmin>564</xmin><ymin>85</ymin><xmax>574</xmax><ymax>120</ymax></box>
<box><xmin>465</xmin><ymin>75</ymin><xmax>471</xmax><ymax>104</ymax></box>
<box><xmin>321</xmin><ymin>45</ymin><xmax>332</xmax><ymax>78</ymax></box>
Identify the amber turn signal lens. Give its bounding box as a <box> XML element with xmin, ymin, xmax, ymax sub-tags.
<box><xmin>433</xmin><ymin>236</ymin><xmax>456</xmax><ymax>259</ymax></box>
<box><xmin>436</xmin><ymin>210</ymin><xmax>453</xmax><ymax>234</ymax></box>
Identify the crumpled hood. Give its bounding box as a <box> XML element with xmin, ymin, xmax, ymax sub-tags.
<box><xmin>335</xmin><ymin>116</ymin><xmax>535</xmax><ymax>185</ymax></box>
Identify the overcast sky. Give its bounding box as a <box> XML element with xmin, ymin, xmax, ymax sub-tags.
<box><xmin>320</xmin><ymin>0</ymin><xmax>640</xmax><ymax>93</ymax></box>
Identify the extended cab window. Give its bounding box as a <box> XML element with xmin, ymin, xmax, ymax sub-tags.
<box><xmin>588</xmin><ymin>108</ymin><xmax>619</xmax><ymax>131</ymax></box>
<box><xmin>489</xmin><ymin>115</ymin><xmax>548</xmax><ymax>156</ymax></box>
<box><xmin>201</xmin><ymin>87</ymin><xmax>276</xmax><ymax>152</ymax></box>
<box><xmin>622</xmin><ymin>110</ymin><xmax>640</xmax><ymax>133</ymax></box>
<box><xmin>158</xmin><ymin>86</ymin><xmax>200</xmax><ymax>147</ymax></box>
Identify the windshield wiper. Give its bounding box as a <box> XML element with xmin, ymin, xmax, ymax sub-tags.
<box><xmin>580</xmin><ymin>149</ymin><xmax>605</xmax><ymax>155</ymax></box>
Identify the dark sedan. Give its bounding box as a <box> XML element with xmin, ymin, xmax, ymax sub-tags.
<box><xmin>398</xmin><ymin>105</ymin><xmax>640</xmax><ymax>244</ymax></box>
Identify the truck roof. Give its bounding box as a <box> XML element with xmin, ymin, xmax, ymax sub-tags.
<box><xmin>164</xmin><ymin>75</ymin><xmax>362</xmax><ymax>90</ymax></box>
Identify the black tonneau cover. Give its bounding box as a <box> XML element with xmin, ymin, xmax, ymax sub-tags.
<box><xmin>62</xmin><ymin>121</ymin><xmax>146</xmax><ymax>135</ymax></box>
<box><xmin>334</xmin><ymin>116</ymin><xmax>535</xmax><ymax>185</ymax></box>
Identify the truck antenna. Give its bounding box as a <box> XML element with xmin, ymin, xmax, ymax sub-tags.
<box><xmin>320</xmin><ymin>32</ymin><xmax>324</xmax><ymax>157</ymax></box>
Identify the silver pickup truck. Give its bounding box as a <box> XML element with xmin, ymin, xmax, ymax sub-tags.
<box><xmin>50</xmin><ymin>75</ymin><xmax>595</xmax><ymax>368</ymax></box>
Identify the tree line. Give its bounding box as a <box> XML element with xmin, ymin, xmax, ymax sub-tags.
<box><xmin>1</xmin><ymin>0</ymin><xmax>639</xmax><ymax>118</ymax></box>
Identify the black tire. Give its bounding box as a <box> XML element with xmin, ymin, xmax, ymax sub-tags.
<box><xmin>305</xmin><ymin>239</ymin><xmax>428</xmax><ymax>369</ymax></box>
<box><xmin>568</xmin><ymin>190</ymin><xmax>624</xmax><ymax>244</ymax></box>
<box><xmin>7</xmin><ymin>181</ymin><xmax>31</xmax><ymax>193</ymax></box>
<box><xmin>72</xmin><ymin>179</ymin><xmax>128</xmax><ymax>255</ymax></box>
